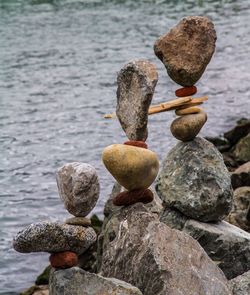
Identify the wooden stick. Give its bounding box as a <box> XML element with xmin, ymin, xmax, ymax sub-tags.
<box><xmin>104</xmin><ymin>96</ymin><xmax>208</xmax><ymax>119</ymax></box>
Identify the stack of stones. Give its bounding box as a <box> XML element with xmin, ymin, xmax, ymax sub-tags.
<box><xmin>154</xmin><ymin>16</ymin><xmax>216</xmax><ymax>141</ymax></box>
<box><xmin>13</xmin><ymin>162</ymin><xmax>99</xmax><ymax>270</ymax></box>
<box><xmin>102</xmin><ymin>60</ymin><xmax>160</xmax><ymax>206</ymax></box>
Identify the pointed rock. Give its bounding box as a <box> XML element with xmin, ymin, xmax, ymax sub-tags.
<box><xmin>116</xmin><ymin>59</ymin><xmax>158</xmax><ymax>141</ymax></box>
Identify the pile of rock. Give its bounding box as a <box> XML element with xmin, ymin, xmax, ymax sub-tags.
<box><xmin>154</xmin><ymin>16</ymin><xmax>216</xmax><ymax>141</ymax></box>
<box><xmin>13</xmin><ymin>162</ymin><xmax>99</xmax><ymax>269</ymax></box>
<box><xmin>102</xmin><ymin>60</ymin><xmax>160</xmax><ymax>207</ymax></box>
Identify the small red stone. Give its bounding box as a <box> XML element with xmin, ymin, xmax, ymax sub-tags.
<box><xmin>113</xmin><ymin>188</ymin><xmax>154</xmax><ymax>206</ymax></box>
<box><xmin>175</xmin><ymin>86</ymin><xmax>197</xmax><ymax>97</ymax></box>
<box><xmin>49</xmin><ymin>251</ymin><xmax>78</xmax><ymax>269</ymax></box>
<box><xmin>124</xmin><ymin>141</ymin><xmax>148</xmax><ymax>149</ymax></box>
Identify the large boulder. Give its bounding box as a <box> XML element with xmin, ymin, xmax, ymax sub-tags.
<box><xmin>100</xmin><ymin>203</ymin><xmax>231</xmax><ymax>295</ymax></box>
<box><xmin>49</xmin><ymin>267</ymin><xmax>142</xmax><ymax>295</ymax></box>
<box><xmin>227</xmin><ymin>187</ymin><xmax>250</xmax><ymax>232</ymax></box>
<box><xmin>13</xmin><ymin>222</ymin><xmax>96</xmax><ymax>255</ymax></box>
<box><xmin>56</xmin><ymin>162</ymin><xmax>100</xmax><ymax>217</ymax></box>
<box><xmin>116</xmin><ymin>59</ymin><xmax>158</xmax><ymax>141</ymax></box>
<box><xmin>230</xmin><ymin>270</ymin><xmax>250</xmax><ymax>295</ymax></box>
<box><xmin>160</xmin><ymin>208</ymin><xmax>250</xmax><ymax>279</ymax></box>
<box><xmin>156</xmin><ymin>137</ymin><xmax>233</xmax><ymax>222</ymax></box>
<box><xmin>154</xmin><ymin>16</ymin><xmax>216</xmax><ymax>86</ymax></box>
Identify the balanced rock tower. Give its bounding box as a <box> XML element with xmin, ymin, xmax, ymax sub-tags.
<box><xmin>102</xmin><ymin>60</ymin><xmax>160</xmax><ymax>206</ymax></box>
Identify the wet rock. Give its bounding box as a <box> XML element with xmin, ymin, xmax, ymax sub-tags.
<box><xmin>100</xmin><ymin>203</ymin><xmax>230</xmax><ymax>295</ymax></box>
<box><xmin>170</xmin><ymin>111</ymin><xmax>207</xmax><ymax>141</ymax></box>
<box><xmin>13</xmin><ymin>222</ymin><xmax>96</xmax><ymax>255</ymax></box>
<box><xmin>234</xmin><ymin>134</ymin><xmax>250</xmax><ymax>163</ymax></box>
<box><xmin>154</xmin><ymin>16</ymin><xmax>216</xmax><ymax>86</ymax></box>
<box><xmin>21</xmin><ymin>285</ymin><xmax>49</xmax><ymax>295</ymax></box>
<box><xmin>56</xmin><ymin>162</ymin><xmax>100</xmax><ymax>217</ymax></box>
<box><xmin>224</xmin><ymin>118</ymin><xmax>250</xmax><ymax>146</ymax></box>
<box><xmin>156</xmin><ymin>137</ymin><xmax>233</xmax><ymax>222</ymax></box>
<box><xmin>230</xmin><ymin>270</ymin><xmax>250</xmax><ymax>295</ymax></box>
<box><xmin>231</xmin><ymin>162</ymin><xmax>250</xmax><ymax>189</ymax></box>
<box><xmin>49</xmin><ymin>251</ymin><xmax>78</xmax><ymax>269</ymax></box>
<box><xmin>116</xmin><ymin>59</ymin><xmax>158</xmax><ymax>141</ymax></box>
<box><xmin>102</xmin><ymin>144</ymin><xmax>159</xmax><ymax>191</ymax></box>
<box><xmin>227</xmin><ymin>187</ymin><xmax>250</xmax><ymax>232</ymax></box>
<box><xmin>65</xmin><ymin>217</ymin><xmax>91</xmax><ymax>227</ymax></box>
<box><xmin>49</xmin><ymin>267</ymin><xmax>143</xmax><ymax>295</ymax></box>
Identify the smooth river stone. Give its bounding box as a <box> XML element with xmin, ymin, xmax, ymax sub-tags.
<box><xmin>56</xmin><ymin>162</ymin><xmax>100</xmax><ymax>217</ymax></box>
<box><xmin>116</xmin><ymin>59</ymin><xmax>158</xmax><ymax>141</ymax></box>
<box><xmin>65</xmin><ymin>217</ymin><xmax>91</xmax><ymax>227</ymax></box>
<box><xmin>170</xmin><ymin>111</ymin><xmax>207</xmax><ymax>141</ymax></box>
<box><xmin>13</xmin><ymin>222</ymin><xmax>96</xmax><ymax>255</ymax></box>
<box><xmin>175</xmin><ymin>106</ymin><xmax>202</xmax><ymax>116</ymax></box>
<box><xmin>154</xmin><ymin>16</ymin><xmax>216</xmax><ymax>86</ymax></box>
<box><xmin>49</xmin><ymin>251</ymin><xmax>78</xmax><ymax>269</ymax></box>
<box><xmin>102</xmin><ymin>144</ymin><xmax>159</xmax><ymax>191</ymax></box>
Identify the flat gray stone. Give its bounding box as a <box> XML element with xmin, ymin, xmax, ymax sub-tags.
<box><xmin>230</xmin><ymin>270</ymin><xmax>250</xmax><ymax>295</ymax></box>
<box><xmin>154</xmin><ymin>16</ymin><xmax>216</xmax><ymax>86</ymax></box>
<box><xmin>156</xmin><ymin>137</ymin><xmax>233</xmax><ymax>222</ymax></box>
<box><xmin>49</xmin><ymin>267</ymin><xmax>143</xmax><ymax>295</ymax></box>
<box><xmin>56</xmin><ymin>162</ymin><xmax>99</xmax><ymax>217</ymax></box>
<box><xmin>13</xmin><ymin>222</ymin><xmax>96</xmax><ymax>255</ymax></box>
<box><xmin>116</xmin><ymin>59</ymin><xmax>158</xmax><ymax>141</ymax></box>
<box><xmin>100</xmin><ymin>203</ymin><xmax>231</xmax><ymax>295</ymax></box>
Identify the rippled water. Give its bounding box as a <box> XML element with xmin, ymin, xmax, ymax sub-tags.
<box><xmin>1</xmin><ymin>0</ymin><xmax>250</xmax><ymax>293</ymax></box>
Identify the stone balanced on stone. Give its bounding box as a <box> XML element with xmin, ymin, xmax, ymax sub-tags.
<box><xmin>13</xmin><ymin>162</ymin><xmax>99</xmax><ymax>270</ymax></box>
<box><xmin>102</xmin><ymin>60</ymin><xmax>160</xmax><ymax>206</ymax></box>
<box><xmin>154</xmin><ymin>16</ymin><xmax>217</xmax><ymax>141</ymax></box>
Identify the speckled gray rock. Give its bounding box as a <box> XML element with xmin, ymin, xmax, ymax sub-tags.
<box><xmin>116</xmin><ymin>59</ymin><xmax>158</xmax><ymax>141</ymax></box>
<box><xmin>227</xmin><ymin>187</ymin><xmax>250</xmax><ymax>232</ymax></box>
<box><xmin>13</xmin><ymin>222</ymin><xmax>96</xmax><ymax>255</ymax></box>
<box><xmin>154</xmin><ymin>16</ymin><xmax>216</xmax><ymax>86</ymax></box>
<box><xmin>161</xmin><ymin>207</ymin><xmax>250</xmax><ymax>279</ymax></box>
<box><xmin>100</xmin><ymin>203</ymin><xmax>231</xmax><ymax>295</ymax></box>
<box><xmin>230</xmin><ymin>270</ymin><xmax>250</xmax><ymax>295</ymax></box>
<box><xmin>56</xmin><ymin>162</ymin><xmax>99</xmax><ymax>217</ymax></box>
<box><xmin>49</xmin><ymin>267</ymin><xmax>143</xmax><ymax>295</ymax></box>
<box><xmin>156</xmin><ymin>137</ymin><xmax>233</xmax><ymax>222</ymax></box>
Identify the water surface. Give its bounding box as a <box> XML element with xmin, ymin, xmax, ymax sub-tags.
<box><xmin>1</xmin><ymin>0</ymin><xmax>250</xmax><ymax>293</ymax></box>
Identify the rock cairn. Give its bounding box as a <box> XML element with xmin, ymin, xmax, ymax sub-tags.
<box><xmin>102</xmin><ymin>60</ymin><xmax>160</xmax><ymax>207</ymax></box>
<box><xmin>13</xmin><ymin>162</ymin><xmax>99</xmax><ymax>270</ymax></box>
<box><xmin>154</xmin><ymin>16</ymin><xmax>216</xmax><ymax>141</ymax></box>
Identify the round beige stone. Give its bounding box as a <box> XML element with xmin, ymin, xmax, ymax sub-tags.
<box><xmin>175</xmin><ymin>106</ymin><xmax>202</xmax><ymax>116</ymax></box>
<box><xmin>102</xmin><ymin>144</ymin><xmax>159</xmax><ymax>190</ymax></box>
<box><xmin>170</xmin><ymin>111</ymin><xmax>207</xmax><ymax>142</ymax></box>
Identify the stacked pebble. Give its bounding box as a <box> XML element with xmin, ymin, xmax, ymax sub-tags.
<box><xmin>154</xmin><ymin>16</ymin><xmax>217</xmax><ymax>142</ymax></box>
<box><xmin>13</xmin><ymin>162</ymin><xmax>100</xmax><ymax>270</ymax></box>
<box><xmin>102</xmin><ymin>60</ymin><xmax>160</xmax><ymax>206</ymax></box>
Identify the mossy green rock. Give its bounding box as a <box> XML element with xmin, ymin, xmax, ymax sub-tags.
<box><xmin>102</xmin><ymin>144</ymin><xmax>159</xmax><ymax>190</ymax></box>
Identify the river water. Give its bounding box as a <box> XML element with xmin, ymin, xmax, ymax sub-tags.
<box><xmin>1</xmin><ymin>0</ymin><xmax>250</xmax><ymax>293</ymax></box>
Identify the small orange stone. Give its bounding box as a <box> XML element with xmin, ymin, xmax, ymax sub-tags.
<box><xmin>124</xmin><ymin>141</ymin><xmax>148</xmax><ymax>149</ymax></box>
<box><xmin>113</xmin><ymin>188</ymin><xmax>154</xmax><ymax>206</ymax></box>
<box><xmin>49</xmin><ymin>251</ymin><xmax>78</xmax><ymax>269</ymax></box>
<box><xmin>175</xmin><ymin>86</ymin><xmax>197</xmax><ymax>97</ymax></box>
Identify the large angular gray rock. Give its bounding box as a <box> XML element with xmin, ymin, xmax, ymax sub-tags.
<box><xmin>227</xmin><ymin>187</ymin><xmax>250</xmax><ymax>232</ymax></box>
<box><xmin>154</xmin><ymin>16</ymin><xmax>216</xmax><ymax>86</ymax></box>
<box><xmin>116</xmin><ymin>59</ymin><xmax>158</xmax><ymax>141</ymax></box>
<box><xmin>100</xmin><ymin>203</ymin><xmax>231</xmax><ymax>295</ymax></box>
<box><xmin>56</xmin><ymin>162</ymin><xmax>100</xmax><ymax>217</ymax></box>
<box><xmin>13</xmin><ymin>222</ymin><xmax>96</xmax><ymax>255</ymax></box>
<box><xmin>161</xmin><ymin>208</ymin><xmax>250</xmax><ymax>279</ymax></box>
<box><xmin>230</xmin><ymin>270</ymin><xmax>250</xmax><ymax>295</ymax></box>
<box><xmin>49</xmin><ymin>267</ymin><xmax>142</xmax><ymax>295</ymax></box>
<box><xmin>156</xmin><ymin>137</ymin><xmax>233</xmax><ymax>222</ymax></box>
